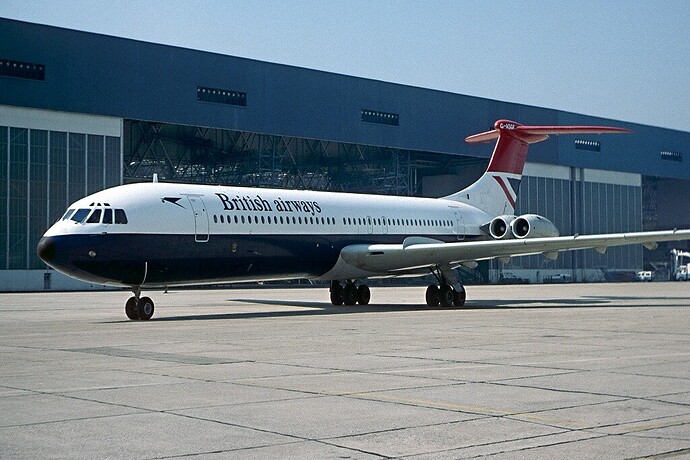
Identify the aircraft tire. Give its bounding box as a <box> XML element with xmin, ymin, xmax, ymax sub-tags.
<box><xmin>439</xmin><ymin>285</ymin><xmax>454</xmax><ymax>308</ymax></box>
<box><xmin>137</xmin><ymin>297</ymin><xmax>155</xmax><ymax>320</ymax></box>
<box><xmin>330</xmin><ymin>282</ymin><xmax>344</xmax><ymax>305</ymax></box>
<box><xmin>357</xmin><ymin>284</ymin><xmax>371</xmax><ymax>305</ymax></box>
<box><xmin>125</xmin><ymin>297</ymin><xmax>139</xmax><ymax>320</ymax></box>
<box><xmin>453</xmin><ymin>286</ymin><xmax>466</xmax><ymax>307</ymax></box>
<box><xmin>425</xmin><ymin>285</ymin><xmax>440</xmax><ymax>307</ymax></box>
<box><xmin>343</xmin><ymin>283</ymin><xmax>358</xmax><ymax>306</ymax></box>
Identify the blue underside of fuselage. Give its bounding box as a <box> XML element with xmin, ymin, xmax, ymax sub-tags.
<box><xmin>42</xmin><ymin>233</ymin><xmax>470</xmax><ymax>287</ymax></box>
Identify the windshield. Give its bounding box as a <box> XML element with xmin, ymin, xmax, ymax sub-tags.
<box><xmin>63</xmin><ymin>207</ymin><xmax>128</xmax><ymax>224</ymax></box>
<box><xmin>86</xmin><ymin>209</ymin><xmax>102</xmax><ymax>223</ymax></box>
<box><xmin>70</xmin><ymin>209</ymin><xmax>91</xmax><ymax>223</ymax></box>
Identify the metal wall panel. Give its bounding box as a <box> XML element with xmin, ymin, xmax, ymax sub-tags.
<box><xmin>2</xmin><ymin>18</ymin><xmax>688</xmax><ymax>180</ymax></box>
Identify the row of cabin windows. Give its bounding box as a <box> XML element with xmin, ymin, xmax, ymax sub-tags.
<box><xmin>212</xmin><ymin>214</ymin><xmax>452</xmax><ymax>229</ymax></box>
<box><xmin>343</xmin><ymin>217</ymin><xmax>452</xmax><ymax>228</ymax></box>
<box><xmin>213</xmin><ymin>214</ymin><xmax>337</xmax><ymax>226</ymax></box>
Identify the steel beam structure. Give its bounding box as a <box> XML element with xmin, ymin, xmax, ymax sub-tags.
<box><xmin>123</xmin><ymin>120</ymin><xmax>475</xmax><ymax>197</ymax></box>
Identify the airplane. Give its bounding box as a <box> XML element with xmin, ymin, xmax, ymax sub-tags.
<box><xmin>37</xmin><ymin>119</ymin><xmax>690</xmax><ymax>320</ymax></box>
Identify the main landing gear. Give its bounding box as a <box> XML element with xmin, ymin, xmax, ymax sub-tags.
<box><xmin>124</xmin><ymin>287</ymin><xmax>155</xmax><ymax>320</ymax></box>
<box><xmin>425</xmin><ymin>284</ymin><xmax>465</xmax><ymax>308</ymax></box>
<box><xmin>425</xmin><ymin>266</ymin><xmax>466</xmax><ymax>308</ymax></box>
<box><xmin>330</xmin><ymin>280</ymin><xmax>371</xmax><ymax>306</ymax></box>
<box><xmin>329</xmin><ymin>270</ymin><xmax>466</xmax><ymax>309</ymax></box>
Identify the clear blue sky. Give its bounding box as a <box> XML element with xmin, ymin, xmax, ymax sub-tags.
<box><xmin>2</xmin><ymin>0</ymin><xmax>688</xmax><ymax>131</ymax></box>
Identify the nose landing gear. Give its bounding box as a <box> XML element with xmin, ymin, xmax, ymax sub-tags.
<box><xmin>125</xmin><ymin>287</ymin><xmax>155</xmax><ymax>320</ymax></box>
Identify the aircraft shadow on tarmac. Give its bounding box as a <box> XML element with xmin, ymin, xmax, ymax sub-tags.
<box><xmin>143</xmin><ymin>294</ymin><xmax>684</xmax><ymax>322</ymax></box>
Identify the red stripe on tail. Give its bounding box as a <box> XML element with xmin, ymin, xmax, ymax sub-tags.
<box><xmin>493</xmin><ymin>176</ymin><xmax>516</xmax><ymax>208</ymax></box>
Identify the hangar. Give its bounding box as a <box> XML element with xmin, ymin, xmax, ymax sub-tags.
<box><xmin>1</xmin><ymin>18</ymin><xmax>689</xmax><ymax>291</ymax></box>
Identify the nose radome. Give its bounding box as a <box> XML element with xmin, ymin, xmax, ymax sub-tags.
<box><xmin>37</xmin><ymin>237</ymin><xmax>56</xmax><ymax>264</ymax></box>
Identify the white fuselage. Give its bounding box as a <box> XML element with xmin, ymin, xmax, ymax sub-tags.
<box><xmin>39</xmin><ymin>182</ymin><xmax>491</xmax><ymax>287</ymax></box>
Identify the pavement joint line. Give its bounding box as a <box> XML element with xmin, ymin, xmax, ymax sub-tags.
<box><xmin>345</xmin><ymin>390</ymin><xmax>592</xmax><ymax>428</ymax></box>
<box><xmin>5</xmin><ymin>387</ymin><xmax>331</xmax><ymax>451</ymax></box>
<box><xmin>63</xmin><ymin>346</ymin><xmax>245</xmax><ymax>365</ymax></box>
<box><xmin>628</xmin><ymin>447</ymin><xmax>690</xmax><ymax>459</ymax></box>
<box><xmin>383</xmin><ymin>426</ymin><xmax>603</xmax><ymax>459</ymax></box>
<box><xmin>224</xmin><ymin>379</ymin><xmax>463</xmax><ymax>400</ymax></box>
<box><xmin>592</xmin><ymin>416</ymin><xmax>690</xmax><ymax>435</ymax></box>
<box><xmin>398</xmin><ymin>431</ymin><xmax>612</xmax><ymax>460</ymax></box>
<box><xmin>365</xmin><ymin>352</ymin><xmax>614</xmax><ymax>373</ymax></box>
<box><xmin>0</xmin><ymin>410</ymin><xmax>147</xmax><ymax>429</ymax></box>
<box><xmin>641</xmin><ymin>395</ymin><xmax>690</xmax><ymax>408</ymax></box>
<box><xmin>164</xmin><ymin>408</ymin><xmax>431</xmax><ymax>457</ymax></box>
<box><xmin>173</xmin><ymin>377</ymin><xmax>567</xmax><ymax>420</ymax></box>
<box><xmin>1</xmin><ymin>382</ymin><xmax>328</xmax><ymax>427</ymax></box>
<box><xmin>613</xmin><ymin>369</ymin><xmax>690</xmax><ymax>382</ymax></box>
<box><xmin>489</xmin><ymin>379</ymin><xmax>681</xmax><ymax>402</ymax></box>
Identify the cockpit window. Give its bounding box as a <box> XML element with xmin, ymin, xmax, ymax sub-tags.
<box><xmin>86</xmin><ymin>209</ymin><xmax>102</xmax><ymax>224</ymax></box>
<box><xmin>64</xmin><ymin>207</ymin><xmax>128</xmax><ymax>225</ymax></box>
<box><xmin>114</xmin><ymin>209</ymin><xmax>128</xmax><ymax>224</ymax></box>
<box><xmin>71</xmin><ymin>209</ymin><xmax>91</xmax><ymax>223</ymax></box>
<box><xmin>102</xmin><ymin>209</ymin><xmax>113</xmax><ymax>224</ymax></box>
<box><xmin>61</xmin><ymin>209</ymin><xmax>76</xmax><ymax>221</ymax></box>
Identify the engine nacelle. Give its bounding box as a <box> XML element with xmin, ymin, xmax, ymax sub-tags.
<box><xmin>489</xmin><ymin>215</ymin><xmax>517</xmax><ymax>239</ymax></box>
<box><xmin>511</xmin><ymin>214</ymin><xmax>560</xmax><ymax>239</ymax></box>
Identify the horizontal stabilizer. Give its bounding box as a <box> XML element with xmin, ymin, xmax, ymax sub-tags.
<box><xmin>465</xmin><ymin>120</ymin><xmax>631</xmax><ymax>145</ymax></box>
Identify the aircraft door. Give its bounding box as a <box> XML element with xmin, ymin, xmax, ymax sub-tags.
<box><xmin>453</xmin><ymin>208</ymin><xmax>465</xmax><ymax>241</ymax></box>
<box><xmin>187</xmin><ymin>196</ymin><xmax>210</xmax><ymax>242</ymax></box>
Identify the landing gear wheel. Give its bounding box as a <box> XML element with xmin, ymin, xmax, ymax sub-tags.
<box><xmin>330</xmin><ymin>282</ymin><xmax>344</xmax><ymax>305</ymax></box>
<box><xmin>453</xmin><ymin>286</ymin><xmax>466</xmax><ymax>307</ymax></box>
<box><xmin>425</xmin><ymin>285</ymin><xmax>440</xmax><ymax>307</ymax></box>
<box><xmin>137</xmin><ymin>297</ymin><xmax>155</xmax><ymax>320</ymax></box>
<box><xmin>125</xmin><ymin>297</ymin><xmax>139</xmax><ymax>320</ymax></box>
<box><xmin>343</xmin><ymin>282</ymin><xmax>358</xmax><ymax>306</ymax></box>
<box><xmin>357</xmin><ymin>284</ymin><xmax>371</xmax><ymax>305</ymax></box>
<box><xmin>439</xmin><ymin>285</ymin><xmax>455</xmax><ymax>308</ymax></box>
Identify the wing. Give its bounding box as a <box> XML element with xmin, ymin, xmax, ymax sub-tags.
<box><xmin>319</xmin><ymin>230</ymin><xmax>690</xmax><ymax>279</ymax></box>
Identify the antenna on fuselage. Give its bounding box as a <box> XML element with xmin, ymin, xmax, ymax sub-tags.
<box><xmin>153</xmin><ymin>173</ymin><xmax>158</xmax><ymax>183</ymax></box>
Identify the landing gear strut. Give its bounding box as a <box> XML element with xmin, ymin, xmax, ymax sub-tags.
<box><xmin>425</xmin><ymin>266</ymin><xmax>466</xmax><ymax>308</ymax></box>
<box><xmin>125</xmin><ymin>287</ymin><xmax>155</xmax><ymax>320</ymax></box>
<box><xmin>330</xmin><ymin>280</ymin><xmax>370</xmax><ymax>306</ymax></box>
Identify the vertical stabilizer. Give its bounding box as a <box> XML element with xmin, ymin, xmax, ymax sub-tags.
<box><xmin>443</xmin><ymin>120</ymin><xmax>630</xmax><ymax>216</ymax></box>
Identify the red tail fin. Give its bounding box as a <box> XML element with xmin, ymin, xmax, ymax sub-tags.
<box><xmin>466</xmin><ymin>119</ymin><xmax>631</xmax><ymax>175</ymax></box>
<box><xmin>443</xmin><ymin>120</ymin><xmax>631</xmax><ymax>216</ymax></box>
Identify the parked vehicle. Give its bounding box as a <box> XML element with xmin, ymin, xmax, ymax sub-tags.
<box><xmin>636</xmin><ymin>271</ymin><xmax>653</xmax><ymax>281</ymax></box>
<box><xmin>543</xmin><ymin>273</ymin><xmax>572</xmax><ymax>283</ymax></box>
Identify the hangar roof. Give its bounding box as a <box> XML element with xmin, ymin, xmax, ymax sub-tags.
<box><xmin>1</xmin><ymin>18</ymin><xmax>688</xmax><ymax>179</ymax></box>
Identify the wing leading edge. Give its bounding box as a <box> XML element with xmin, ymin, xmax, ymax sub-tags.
<box><xmin>329</xmin><ymin>229</ymin><xmax>690</xmax><ymax>277</ymax></box>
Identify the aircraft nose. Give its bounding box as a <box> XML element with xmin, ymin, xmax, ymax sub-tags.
<box><xmin>37</xmin><ymin>236</ymin><xmax>56</xmax><ymax>264</ymax></box>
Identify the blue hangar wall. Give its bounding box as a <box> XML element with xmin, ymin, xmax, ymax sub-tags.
<box><xmin>2</xmin><ymin>18</ymin><xmax>689</xmax><ymax>178</ymax></box>
<box><xmin>1</xmin><ymin>18</ymin><xmax>689</xmax><ymax>289</ymax></box>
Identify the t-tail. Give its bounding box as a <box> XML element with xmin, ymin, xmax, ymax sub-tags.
<box><xmin>444</xmin><ymin>119</ymin><xmax>631</xmax><ymax>216</ymax></box>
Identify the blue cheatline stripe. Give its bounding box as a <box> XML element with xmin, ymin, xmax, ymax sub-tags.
<box><xmin>44</xmin><ymin>232</ymin><xmax>481</xmax><ymax>287</ymax></box>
